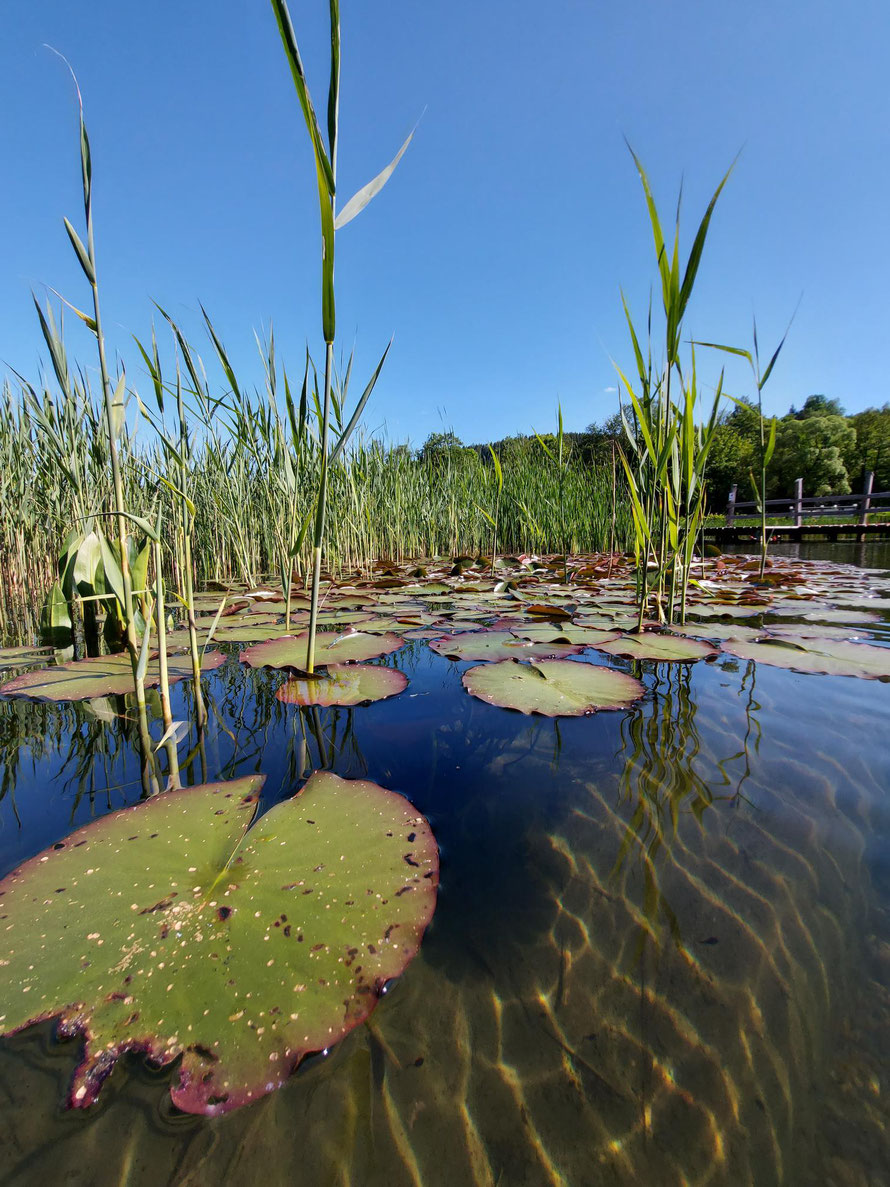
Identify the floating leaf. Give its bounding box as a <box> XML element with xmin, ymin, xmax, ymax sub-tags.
<box><xmin>0</xmin><ymin>651</ymin><xmax>226</xmax><ymax>702</ymax></box>
<box><xmin>590</xmin><ymin>634</ymin><xmax>718</xmax><ymax>662</ymax></box>
<box><xmin>0</xmin><ymin>646</ymin><xmax>54</xmax><ymax>673</ymax></box>
<box><xmin>429</xmin><ymin>630</ymin><xmax>584</xmax><ymax>662</ymax></box>
<box><xmin>0</xmin><ymin>771</ymin><xmax>438</xmax><ymax>1115</ymax></box>
<box><xmin>462</xmin><ymin>658</ymin><xmax>644</xmax><ymax>716</ymax></box>
<box><xmin>276</xmin><ymin>664</ymin><xmax>408</xmax><ymax>706</ymax></box>
<box><xmin>511</xmin><ymin>624</ymin><xmax>623</xmax><ymax>646</ymax></box>
<box><xmin>241</xmin><ymin>631</ymin><xmax>403</xmax><ymax>670</ymax></box>
<box><xmin>721</xmin><ymin>636</ymin><xmax>890</xmax><ymax>680</ymax></box>
<box><xmin>685</xmin><ymin>603</ymin><xmax>768</xmax><ymax>619</ymax></box>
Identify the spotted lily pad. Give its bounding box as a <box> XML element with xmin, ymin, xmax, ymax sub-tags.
<box><xmin>276</xmin><ymin>665</ymin><xmax>408</xmax><ymax>706</ymax></box>
<box><xmin>462</xmin><ymin>658</ymin><xmax>644</xmax><ymax>716</ymax></box>
<box><xmin>0</xmin><ymin>651</ymin><xmax>226</xmax><ymax>702</ymax></box>
<box><xmin>720</xmin><ymin>636</ymin><xmax>890</xmax><ymax>680</ymax></box>
<box><xmin>0</xmin><ymin>771</ymin><xmax>438</xmax><ymax>1116</ymax></box>
<box><xmin>429</xmin><ymin>631</ymin><xmax>584</xmax><ymax>662</ymax></box>
<box><xmin>240</xmin><ymin>631</ymin><xmax>403</xmax><ymax>670</ymax></box>
<box><xmin>590</xmin><ymin>634</ymin><xmax>718</xmax><ymax>662</ymax></box>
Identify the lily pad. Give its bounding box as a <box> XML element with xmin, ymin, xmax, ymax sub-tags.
<box><xmin>510</xmin><ymin>624</ymin><xmax>623</xmax><ymax>646</ymax></box>
<box><xmin>241</xmin><ymin>631</ymin><xmax>404</xmax><ymax>670</ymax></box>
<box><xmin>721</xmin><ymin>636</ymin><xmax>890</xmax><ymax>680</ymax></box>
<box><xmin>0</xmin><ymin>651</ymin><xmax>226</xmax><ymax>702</ymax></box>
<box><xmin>0</xmin><ymin>771</ymin><xmax>438</xmax><ymax>1115</ymax></box>
<box><xmin>462</xmin><ymin>658</ymin><xmax>644</xmax><ymax>716</ymax></box>
<box><xmin>685</xmin><ymin>603</ymin><xmax>768</xmax><ymax>619</ymax></box>
<box><xmin>590</xmin><ymin>634</ymin><xmax>719</xmax><ymax>663</ymax></box>
<box><xmin>428</xmin><ymin>631</ymin><xmax>584</xmax><ymax>662</ymax></box>
<box><xmin>276</xmin><ymin>665</ymin><xmax>408</xmax><ymax>706</ymax></box>
<box><xmin>0</xmin><ymin>646</ymin><xmax>54</xmax><ymax>673</ymax></box>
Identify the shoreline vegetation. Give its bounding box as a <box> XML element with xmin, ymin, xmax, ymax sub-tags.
<box><xmin>0</xmin><ymin>347</ymin><xmax>634</xmax><ymax>645</ymax></box>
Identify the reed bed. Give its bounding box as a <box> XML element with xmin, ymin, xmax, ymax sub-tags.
<box><xmin>0</xmin><ymin>345</ymin><xmax>632</xmax><ymax>645</ymax></box>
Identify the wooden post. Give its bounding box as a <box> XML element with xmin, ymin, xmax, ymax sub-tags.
<box><xmin>727</xmin><ymin>484</ymin><xmax>737</xmax><ymax>527</ymax></box>
<box><xmin>859</xmin><ymin>470</ymin><xmax>874</xmax><ymax>526</ymax></box>
<box><xmin>793</xmin><ymin>478</ymin><xmax>803</xmax><ymax>527</ymax></box>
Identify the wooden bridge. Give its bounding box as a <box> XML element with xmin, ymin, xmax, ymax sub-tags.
<box><xmin>703</xmin><ymin>470</ymin><xmax>890</xmax><ymax>543</ymax></box>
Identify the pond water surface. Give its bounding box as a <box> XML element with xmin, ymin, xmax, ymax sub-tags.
<box><xmin>0</xmin><ymin>545</ymin><xmax>888</xmax><ymax>1185</ymax></box>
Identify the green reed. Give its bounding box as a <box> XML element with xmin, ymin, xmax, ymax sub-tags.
<box><xmin>271</xmin><ymin>0</ymin><xmax>412</xmax><ymax>672</ymax></box>
<box><xmin>616</xmin><ymin>148</ymin><xmax>732</xmax><ymax>627</ymax></box>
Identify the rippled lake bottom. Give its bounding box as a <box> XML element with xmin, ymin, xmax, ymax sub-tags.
<box><xmin>1</xmin><ymin>548</ymin><xmax>889</xmax><ymax>1186</ymax></box>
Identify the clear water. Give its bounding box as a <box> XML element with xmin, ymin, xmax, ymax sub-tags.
<box><xmin>1</xmin><ymin>546</ymin><xmax>889</xmax><ymax>1185</ymax></box>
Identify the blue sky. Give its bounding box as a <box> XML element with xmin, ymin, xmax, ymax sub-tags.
<box><xmin>2</xmin><ymin>0</ymin><xmax>888</xmax><ymax>448</ymax></box>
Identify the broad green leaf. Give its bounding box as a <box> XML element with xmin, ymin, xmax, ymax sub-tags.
<box><xmin>276</xmin><ymin>663</ymin><xmax>407</xmax><ymax>705</ymax></box>
<box><xmin>63</xmin><ymin>217</ymin><xmax>95</xmax><ymax>284</ymax></box>
<box><xmin>0</xmin><ymin>650</ymin><xmax>226</xmax><ymax>702</ymax></box>
<box><xmin>0</xmin><ymin>771</ymin><xmax>438</xmax><ymax>1115</ymax></box>
<box><xmin>590</xmin><ymin>633</ymin><xmax>718</xmax><ymax>662</ymax></box>
<box><xmin>721</xmin><ymin>636</ymin><xmax>890</xmax><ymax>680</ymax></box>
<box><xmin>462</xmin><ymin>658</ymin><xmax>644</xmax><ymax>716</ymax></box>
<box><xmin>428</xmin><ymin>630</ymin><xmax>584</xmax><ymax>662</ymax></box>
<box><xmin>241</xmin><ymin>631</ymin><xmax>403</xmax><ymax>670</ymax></box>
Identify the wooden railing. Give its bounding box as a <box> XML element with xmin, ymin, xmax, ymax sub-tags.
<box><xmin>726</xmin><ymin>471</ymin><xmax>890</xmax><ymax>527</ymax></box>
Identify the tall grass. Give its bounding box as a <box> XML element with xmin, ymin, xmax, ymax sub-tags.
<box><xmin>616</xmin><ymin>148</ymin><xmax>732</xmax><ymax>626</ymax></box>
<box><xmin>0</xmin><ymin>327</ymin><xmax>632</xmax><ymax>646</ymax></box>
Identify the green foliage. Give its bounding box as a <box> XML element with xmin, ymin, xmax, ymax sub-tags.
<box><xmin>768</xmin><ymin>414</ymin><xmax>856</xmax><ymax>497</ymax></box>
<box><xmin>845</xmin><ymin>405</ymin><xmax>890</xmax><ymax>490</ymax></box>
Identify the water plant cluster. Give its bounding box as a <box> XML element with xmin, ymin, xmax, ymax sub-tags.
<box><xmin>9</xmin><ymin>0</ymin><xmax>885</xmax><ymax>1137</ymax></box>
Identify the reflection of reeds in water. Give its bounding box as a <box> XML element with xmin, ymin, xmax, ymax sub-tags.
<box><xmin>0</xmin><ymin>663</ymin><xmax>887</xmax><ymax>1185</ymax></box>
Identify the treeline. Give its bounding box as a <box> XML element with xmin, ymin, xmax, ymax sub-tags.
<box><xmin>706</xmin><ymin>395</ymin><xmax>890</xmax><ymax>501</ymax></box>
<box><xmin>422</xmin><ymin>394</ymin><xmax>890</xmax><ymax>507</ymax></box>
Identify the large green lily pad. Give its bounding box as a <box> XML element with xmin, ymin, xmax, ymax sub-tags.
<box><xmin>276</xmin><ymin>665</ymin><xmax>408</xmax><ymax>706</ymax></box>
<box><xmin>720</xmin><ymin>636</ymin><xmax>890</xmax><ymax>679</ymax></box>
<box><xmin>240</xmin><ymin>631</ymin><xmax>404</xmax><ymax>670</ymax></box>
<box><xmin>0</xmin><ymin>651</ymin><xmax>226</xmax><ymax>702</ymax></box>
<box><xmin>0</xmin><ymin>772</ymin><xmax>438</xmax><ymax>1116</ymax></box>
<box><xmin>590</xmin><ymin>634</ymin><xmax>719</xmax><ymax>662</ymax></box>
<box><xmin>510</xmin><ymin>624</ymin><xmax>622</xmax><ymax>646</ymax></box>
<box><xmin>462</xmin><ymin>658</ymin><xmax>645</xmax><ymax>716</ymax></box>
<box><xmin>428</xmin><ymin>631</ymin><xmax>584</xmax><ymax>662</ymax></box>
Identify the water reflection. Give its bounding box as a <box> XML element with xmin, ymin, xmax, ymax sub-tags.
<box><xmin>0</xmin><ymin>625</ymin><xmax>889</xmax><ymax>1183</ymax></box>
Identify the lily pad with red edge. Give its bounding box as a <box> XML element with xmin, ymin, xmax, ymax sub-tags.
<box><xmin>685</xmin><ymin>603</ymin><xmax>769</xmax><ymax>619</ymax></box>
<box><xmin>276</xmin><ymin>664</ymin><xmax>408</xmax><ymax>706</ymax></box>
<box><xmin>462</xmin><ymin>658</ymin><xmax>644</xmax><ymax>716</ymax></box>
<box><xmin>510</xmin><ymin>624</ymin><xmax>623</xmax><ymax>646</ymax></box>
<box><xmin>240</xmin><ymin>631</ymin><xmax>404</xmax><ymax>670</ymax></box>
<box><xmin>214</xmin><ymin>623</ymin><xmax>299</xmax><ymax>644</ymax></box>
<box><xmin>765</xmin><ymin>622</ymin><xmax>877</xmax><ymax>641</ymax></box>
<box><xmin>0</xmin><ymin>646</ymin><xmax>54</xmax><ymax>672</ymax></box>
<box><xmin>720</xmin><ymin>636</ymin><xmax>890</xmax><ymax>679</ymax></box>
<box><xmin>428</xmin><ymin>631</ymin><xmax>585</xmax><ymax>662</ymax></box>
<box><xmin>0</xmin><ymin>770</ymin><xmax>438</xmax><ymax>1116</ymax></box>
<box><xmin>193</xmin><ymin>612</ymin><xmax>280</xmax><ymax>629</ymax></box>
<box><xmin>670</xmin><ymin>623</ymin><xmax>763</xmax><ymax>643</ymax></box>
<box><xmin>590</xmin><ymin>634</ymin><xmax>719</xmax><ymax>663</ymax></box>
<box><xmin>0</xmin><ymin>650</ymin><xmax>226</xmax><ymax>702</ymax></box>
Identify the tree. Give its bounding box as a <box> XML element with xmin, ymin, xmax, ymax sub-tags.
<box><xmin>419</xmin><ymin>431</ymin><xmax>467</xmax><ymax>464</ymax></box>
<box><xmin>846</xmin><ymin>405</ymin><xmax>890</xmax><ymax>490</ymax></box>
<box><xmin>793</xmin><ymin>394</ymin><xmax>846</xmax><ymax>420</ymax></box>
<box><xmin>705</xmin><ymin>424</ymin><xmax>758</xmax><ymax>503</ymax></box>
<box><xmin>768</xmin><ymin>414</ymin><xmax>855</xmax><ymax>497</ymax></box>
